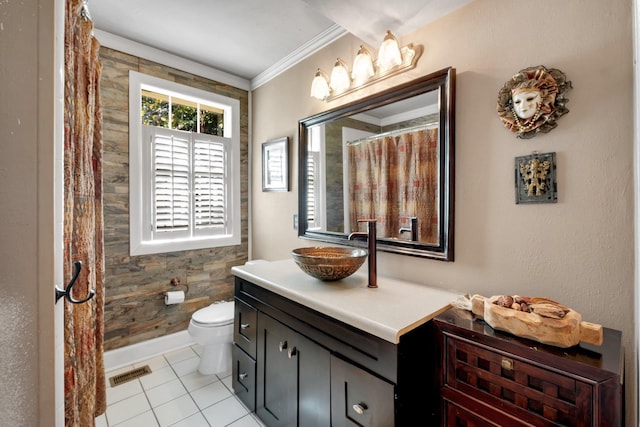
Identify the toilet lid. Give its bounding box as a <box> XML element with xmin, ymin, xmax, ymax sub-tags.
<box><xmin>192</xmin><ymin>301</ymin><xmax>234</xmax><ymax>326</ymax></box>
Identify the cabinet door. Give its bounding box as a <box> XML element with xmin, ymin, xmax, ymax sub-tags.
<box><xmin>256</xmin><ymin>312</ymin><xmax>330</xmax><ymax>427</ymax></box>
<box><xmin>331</xmin><ymin>355</ymin><xmax>395</xmax><ymax>427</ymax></box>
<box><xmin>232</xmin><ymin>344</ymin><xmax>256</xmax><ymax>412</ymax></box>
<box><xmin>234</xmin><ymin>297</ymin><xmax>258</xmax><ymax>358</ymax></box>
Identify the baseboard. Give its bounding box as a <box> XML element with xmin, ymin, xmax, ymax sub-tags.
<box><xmin>104</xmin><ymin>330</ymin><xmax>195</xmax><ymax>372</ymax></box>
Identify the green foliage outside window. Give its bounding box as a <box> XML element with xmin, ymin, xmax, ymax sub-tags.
<box><xmin>142</xmin><ymin>90</ymin><xmax>224</xmax><ymax>136</ymax></box>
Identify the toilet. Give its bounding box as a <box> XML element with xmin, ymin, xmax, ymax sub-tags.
<box><xmin>188</xmin><ymin>300</ymin><xmax>235</xmax><ymax>375</ymax></box>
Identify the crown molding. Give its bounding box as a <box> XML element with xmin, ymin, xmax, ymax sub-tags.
<box><xmin>93</xmin><ymin>29</ymin><xmax>251</xmax><ymax>91</ymax></box>
<box><xmin>250</xmin><ymin>24</ymin><xmax>347</xmax><ymax>90</ymax></box>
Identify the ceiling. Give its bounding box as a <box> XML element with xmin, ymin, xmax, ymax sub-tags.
<box><xmin>90</xmin><ymin>0</ymin><xmax>472</xmax><ymax>88</ymax></box>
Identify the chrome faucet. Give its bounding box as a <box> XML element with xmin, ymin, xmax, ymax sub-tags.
<box><xmin>399</xmin><ymin>217</ymin><xmax>419</xmax><ymax>241</ymax></box>
<box><xmin>348</xmin><ymin>219</ymin><xmax>377</xmax><ymax>288</ymax></box>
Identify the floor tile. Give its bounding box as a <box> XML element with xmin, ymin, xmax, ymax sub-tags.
<box><xmin>164</xmin><ymin>346</ymin><xmax>198</xmax><ymax>365</ymax></box>
<box><xmin>171</xmin><ymin>356</ymin><xmax>200</xmax><ymax>377</ymax></box>
<box><xmin>228</xmin><ymin>414</ymin><xmax>265</xmax><ymax>427</ymax></box>
<box><xmin>112</xmin><ymin>410</ymin><xmax>159</xmax><ymax>427</ymax></box>
<box><xmin>190</xmin><ymin>380</ymin><xmax>232</xmax><ymax>410</ymax></box>
<box><xmin>201</xmin><ymin>396</ymin><xmax>249</xmax><ymax>427</ymax></box>
<box><xmin>190</xmin><ymin>344</ymin><xmax>203</xmax><ymax>356</ymax></box>
<box><xmin>146</xmin><ymin>378</ymin><xmax>188</xmax><ymax>408</ymax></box>
<box><xmin>135</xmin><ymin>354</ymin><xmax>169</xmax><ymax>371</ymax></box>
<box><xmin>106</xmin><ymin>392</ymin><xmax>151</xmax><ymax>426</ymax></box>
<box><xmin>153</xmin><ymin>394</ymin><xmax>200</xmax><ymax>427</ymax></box>
<box><xmin>169</xmin><ymin>412</ymin><xmax>210</xmax><ymax>427</ymax></box>
<box><xmin>106</xmin><ymin>379</ymin><xmax>143</xmax><ymax>405</ymax></box>
<box><xmin>95</xmin><ymin>413</ymin><xmax>108</xmax><ymax>427</ymax></box>
<box><xmin>179</xmin><ymin>370</ymin><xmax>219</xmax><ymax>392</ymax></box>
<box><xmin>219</xmin><ymin>373</ymin><xmax>232</xmax><ymax>391</ymax></box>
<box><xmin>140</xmin><ymin>365</ymin><xmax>179</xmax><ymax>390</ymax></box>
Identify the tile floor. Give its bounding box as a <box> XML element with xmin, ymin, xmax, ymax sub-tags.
<box><xmin>95</xmin><ymin>345</ymin><xmax>266</xmax><ymax>427</ymax></box>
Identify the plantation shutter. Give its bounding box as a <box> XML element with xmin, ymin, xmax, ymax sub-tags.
<box><xmin>153</xmin><ymin>131</ymin><xmax>190</xmax><ymax>234</ymax></box>
<box><xmin>307</xmin><ymin>152</ymin><xmax>318</xmax><ymax>228</ymax></box>
<box><xmin>193</xmin><ymin>136</ymin><xmax>226</xmax><ymax>233</ymax></box>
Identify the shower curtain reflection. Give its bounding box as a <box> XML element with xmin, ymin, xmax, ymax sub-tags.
<box><xmin>347</xmin><ymin>127</ymin><xmax>439</xmax><ymax>243</ymax></box>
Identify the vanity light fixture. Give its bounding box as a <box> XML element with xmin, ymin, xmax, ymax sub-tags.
<box><xmin>351</xmin><ymin>45</ymin><xmax>375</xmax><ymax>85</ymax></box>
<box><xmin>310</xmin><ymin>30</ymin><xmax>422</xmax><ymax>102</ymax></box>
<box><xmin>310</xmin><ymin>68</ymin><xmax>331</xmax><ymax>100</ymax></box>
<box><xmin>329</xmin><ymin>58</ymin><xmax>351</xmax><ymax>94</ymax></box>
<box><xmin>377</xmin><ymin>30</ymin><xmax>403</xmax><ymax>71</ymax></box>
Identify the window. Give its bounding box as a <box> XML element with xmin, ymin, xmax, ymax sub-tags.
<box><xmin>129</xmin><ymin>71</ymin><xmax>240</xmax><ymax>255</ymax></box>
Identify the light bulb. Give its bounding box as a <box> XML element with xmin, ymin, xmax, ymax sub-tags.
<box><xmin>378</xmin><ymin>30</ymin><xmax>402</xmax><ymax>72</ymax></box>
<box><xmin>310</xmin><ymin>69</ymin><xmax>330</xmax><ymax>100</ymax></box>
<box><xmin>329</xmin><ymin>58</ymin><xmax>351</xmax><ymax>94</ymax></box>
<box><xmin>351</xmin><ymin>45</ymin><xmax>375</xmax><ymax>85</ymax></box>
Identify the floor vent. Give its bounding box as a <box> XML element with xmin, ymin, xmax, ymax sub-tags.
<box><xmin>108</xmin><ymin>365</ymin><xmax>152</xmax><ymax>387</ymax></box>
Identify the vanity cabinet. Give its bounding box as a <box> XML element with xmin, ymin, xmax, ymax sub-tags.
<box><xmin>434</xmin><ymin>308</ymin><xmax>624</xmax><ymax>427</ymax></box>
<box><xmin>232</xmin><ymin>276</ymin><xmax>441</xmax><ymax>427</ymax></box>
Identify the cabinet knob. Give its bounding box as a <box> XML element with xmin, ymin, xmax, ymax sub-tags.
<box><xmin>288</xmin><ymin>347</ymin><xmax>297</xmax><ymax>359</ymax></box>
<box><xmin>352</xmin><ymin>403</ymin><xmax>368</xmax><ymax>415</ymax></box>
<box><xmin>239</xmin><ymin>372</ymin><xmax>248</xmax><ymax>380</ymax></box>
<box><xmin>279</xmin><ymin>340</ymin><xmax>288</xmax><ymax>352</ymax></box>
<box><xmin>240</xmin><ymin>323</ymin><xmax>250</xmax><ymax>330</ymax></box>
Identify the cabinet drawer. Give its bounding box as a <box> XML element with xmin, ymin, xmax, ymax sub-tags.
<box><xmin>444</xmin><ymin>335</ymin><xmax>593</xmax><ymax>426</ymax></box>
<box><xmin>234</xmin><ymin>297</ymin><xmax>257</xmax><ymax>358</ymax></box>
<box><xmin>232</xmin><ymin>344</ymin><xmax>256</xmax><ymax>412</ymax></box>
<box><xmin>331</xmin><ymin>355</ymin><xmax>395</xmax><ymax>427</ymax></box>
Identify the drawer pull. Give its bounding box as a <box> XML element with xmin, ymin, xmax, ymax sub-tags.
<box><xmin>240</xmin><ymin>323</ymin><xmax>250</xmax><ymax>330</ymax></box>
<box><xmin>279</xmin><ymin>340</ymin><xmax>288</xmax><ymax>352</ymax></box>
<box><xmin>239</xmin><ymin>372</ymin><xmax>248</xmax><ymax>380</ymax></box>
<box><xmin>288</xmin><ymin>347</ymin><xmax>297</xmax><ymax>359</ymax></box>
<box><xmin>501</xmin><ymin>357</ymin><xmax>514</xmax><ymax>371</ymax></box>
<box><xmin>352</xmin><ymin>403</ymin><xmax>368</xmax><ymax>415</ymax></box>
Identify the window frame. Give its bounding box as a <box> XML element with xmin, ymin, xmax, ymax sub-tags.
<box><xmin>129</xmin><ymin>71</ymin><xmax>241</xmax><ymax>256</ymax></box>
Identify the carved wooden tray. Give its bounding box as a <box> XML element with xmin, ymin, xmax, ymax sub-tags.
<box><xmin>471</xmin><ymin>295</ymin><xmax>603</xmax><ymax>348</ymax></box>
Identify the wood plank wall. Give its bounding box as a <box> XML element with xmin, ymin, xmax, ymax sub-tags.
<box><xmin>99</xmin><ymin>46</ymin><xmax>249</xmax><ymax>350</ymax></box>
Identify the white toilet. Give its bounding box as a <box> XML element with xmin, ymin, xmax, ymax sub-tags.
<box><xmin>188</xmin><ymin>300</ymin><xmax>235</xmax><ymax>375</ymax></box>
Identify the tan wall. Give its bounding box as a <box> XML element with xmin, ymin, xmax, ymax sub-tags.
<box><xmin>100</xmin><ymin>47</ymin><xmax>249</xmax><ymax>350</ymax></box>
<box><xmin>251</xmin><ymin>0</ymin><xmax>635</xmax><ymax>423</ymax></box>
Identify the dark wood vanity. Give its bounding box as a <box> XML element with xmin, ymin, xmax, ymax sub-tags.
<box><xmin>434</xmin><ymin>308</ymin><xmax>624</xmax><ymax>427</ymax></box>
<box><xmin>231</xmin><ymin>276</ymin><xmax>442</xmax><ymax>427</ymax></box>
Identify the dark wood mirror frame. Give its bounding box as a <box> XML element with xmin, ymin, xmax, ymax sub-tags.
<box><xmin>298</xmin><ymin>67</ymin><xmax>455</xmax><ymax>261</ymax></box>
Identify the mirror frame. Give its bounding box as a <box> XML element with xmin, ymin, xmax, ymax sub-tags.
<box><xmin>298</xmin><ymin>67</ymin><xmax>455</xmax><ymax>261</ymax></box>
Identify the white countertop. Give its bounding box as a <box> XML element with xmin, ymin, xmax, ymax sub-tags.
<box><xmin>231</xmin><ymin>259</ymin><xmax>461</xmax><ymax>344</ymax></box>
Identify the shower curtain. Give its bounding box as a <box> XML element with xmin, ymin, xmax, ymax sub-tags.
<box><xmin>348</xmin><ymin>135</ymin><xmax>399</xmax><ymax>237</ymax></box>
<box><xmin>348</xmin><ymin>128</ymin><xmax>439</xmax><ymax>242</ymax></box>
<box><xmin>63</xmin><ymin>0</ymin><xmax>106</xmax><ymax>425</ymax></box>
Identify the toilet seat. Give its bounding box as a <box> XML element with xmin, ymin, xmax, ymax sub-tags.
<box><xmin>191</xmin><ymin>301</ymin><xmax>234</xmax><ymax>327</ymax></box>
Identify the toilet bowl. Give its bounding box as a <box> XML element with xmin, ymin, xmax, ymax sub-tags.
<box><xmin>188</xmin><ymin>301</ymin><xmax>234</xmax><ymax>375</ymax></box>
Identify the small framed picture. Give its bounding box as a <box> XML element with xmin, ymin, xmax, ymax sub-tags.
<box><xmin>262</xmin><ymin>137</ymin><xmax>289</xmax><ymax>192</ymax></box>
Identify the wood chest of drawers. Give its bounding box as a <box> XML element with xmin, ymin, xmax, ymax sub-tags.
<box><xmin>434</xmin><ymin>308</ymin><xmax>624</xmax><ymax>426</ymax></box>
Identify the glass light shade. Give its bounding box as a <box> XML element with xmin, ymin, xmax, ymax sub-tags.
<box><xmin>378</xmin><ymin>30</ymin><xmax>402</xmax><ymax>71</ymax></box>
<box><xmin>351</xmin><ymin>45</ymin><xmax>375</xmax><ymax>85</ymax></box>
<box><xmin>310</xmin><ymin>69</ymin><xmax>330</xmax><ymax>100</ymax></box>
<box><xmin>329</xmin><ymin>58</ymin><xmax>351</xmax><ymax>94</ymax></box>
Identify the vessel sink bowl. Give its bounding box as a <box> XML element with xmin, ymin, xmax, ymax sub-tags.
<box><xmin>291</xmin><ymin>247</ymin><xmax>367</xmax><ymax>281</ymax></box>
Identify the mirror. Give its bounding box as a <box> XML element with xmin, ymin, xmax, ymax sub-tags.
<box><xmin>298</xmin><ymin>67</ymin><xmax>455</xmax><ymax>260</ymax></box>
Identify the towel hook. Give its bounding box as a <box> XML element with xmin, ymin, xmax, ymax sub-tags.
<box><xmin>55</xmin><ymin>261</ymin><xmax>96</xmax><ymax>304</ymax></box>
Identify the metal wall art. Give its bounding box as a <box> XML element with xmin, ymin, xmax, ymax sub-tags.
<box><xmin>497</xmin><ymin>66</ymin><xmax>572</xmax><ymax>139</ymax></box>
<box><xmin>515</xmin><ymin>152</ymin><xmax>557</xmax><ymax>204</ymax></box>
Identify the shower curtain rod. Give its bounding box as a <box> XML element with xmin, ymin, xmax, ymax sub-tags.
<box><xmin>346</xmin><ymin>121</ymin><xmax>439</xmax><ymax>146</ymax></box>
